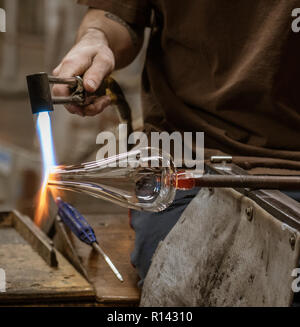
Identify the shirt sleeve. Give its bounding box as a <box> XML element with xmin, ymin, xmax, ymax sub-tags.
<box><xmin>77</xmin><ymin>0</ymin><xmax>151</xmax><ymax>27</ymax></box>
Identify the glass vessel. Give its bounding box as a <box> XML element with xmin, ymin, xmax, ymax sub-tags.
<box><xmin>48</xmin><ymin>147</ymin><xmax>177</xmax><ymax>212</ymax></box>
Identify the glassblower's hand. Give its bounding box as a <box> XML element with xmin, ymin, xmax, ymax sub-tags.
<box><xmin>52</xmin><ymin>29</ymin><xmax>115</xmax><ymax>117</ymax></box>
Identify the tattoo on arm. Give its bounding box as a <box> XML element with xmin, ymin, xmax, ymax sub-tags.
<box><xmin>105</xmin><ymin>12</ymin><xmax>139</xmax><ymax>46</ymax></box>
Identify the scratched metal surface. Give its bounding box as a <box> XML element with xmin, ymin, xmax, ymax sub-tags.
<box><xmin>141</xmin><ymin>187</ymin><xmax>300</xmax><ymax>307</ymax></box>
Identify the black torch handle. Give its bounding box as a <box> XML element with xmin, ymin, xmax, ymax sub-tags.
<box><xmin>50</xmin><ymin>75</ymin><xmax>133</xmax><ymax>135</ymax></box>
<box><xmin>49</xmin><ymin>75</ymin><xmax>117</xmax><ymax>105</ymax></box>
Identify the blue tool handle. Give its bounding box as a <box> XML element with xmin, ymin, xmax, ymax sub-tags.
<box><xmin>56</xmin><ymin>197</ymin><xmax>97</xmax><ymax>245</ymax></box>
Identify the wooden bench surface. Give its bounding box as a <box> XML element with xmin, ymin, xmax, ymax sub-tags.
<box><xmin>70</xmin><ymin>212</ymin><xmax>141</xmax><ymax>306</ymax></box>
<box><xmin>0</xmin><ymin>213</ymin><xmax>94</xmax><ymax>305</ymax></box>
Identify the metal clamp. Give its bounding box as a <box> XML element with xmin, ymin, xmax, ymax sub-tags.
<box><xmin>210</xmin><ymin>156</ymin><xmax>233</xmax><ymax>164</ymax></box>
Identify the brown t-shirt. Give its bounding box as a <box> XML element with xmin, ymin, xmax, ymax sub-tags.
<box><xmin>79</xmin><ymin>0</ymin><xmax>300</xmax><ymax>161</ymax></box>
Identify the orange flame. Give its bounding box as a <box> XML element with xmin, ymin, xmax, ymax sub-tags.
<box><xmin>34</xmin><ymin>112</ymin><xmax>64</xmax><ymax>226</ymax></box>
<box><xmin>34</xmin><ymin>172</ymin><xmax>62</xmax><ymax>226</ymax></box>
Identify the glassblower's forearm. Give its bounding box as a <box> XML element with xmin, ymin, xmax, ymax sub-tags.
<box><xmin>52</xmin><ymin>8</ymin><xmax>144</xmax><ymax>116</ymax></box>
<box><xmin>76</xmin><ymin>9</ymin><xmax>144</xmax><ymax>69</ymax></box>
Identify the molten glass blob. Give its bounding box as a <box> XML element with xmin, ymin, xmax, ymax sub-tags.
<box><xmin>48</xmin><ymin>148</ymin><xmax>177</xmax><ymax>212</ymax></box>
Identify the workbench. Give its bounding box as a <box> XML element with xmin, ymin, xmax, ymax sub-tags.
<box><xmin>0</xmin><ymin>204</ymin><xmax>140</xmax><ymax>306</ymax></box>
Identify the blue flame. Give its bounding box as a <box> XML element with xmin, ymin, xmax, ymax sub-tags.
<box><xmin>36</xmin><ymin>112</ymin><xmax>56</xmax><ymax>182</ymax></box>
